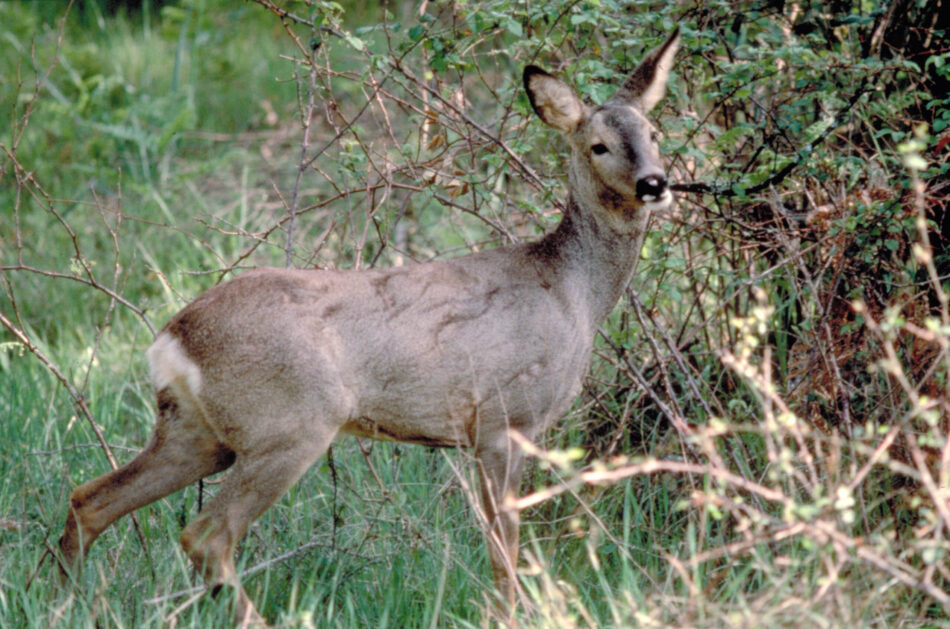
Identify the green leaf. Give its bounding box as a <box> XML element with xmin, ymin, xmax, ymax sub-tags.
<box><xmin>503</xmin><ymin>17</ymin><xmax>523</xmax><ymax>38</ymax></box>
<box><xmin>345</xmin><ymin>35</ymin><xmax>367</xmax><ymax>52</ymax></box>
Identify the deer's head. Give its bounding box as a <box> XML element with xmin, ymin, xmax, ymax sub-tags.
<box><xmin>524</xmin><ymin>28</ymin><xmax>680</xmax><ymax>232</ymax></box>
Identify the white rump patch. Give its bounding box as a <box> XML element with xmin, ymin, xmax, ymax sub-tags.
<box><xmin>146</xmin><ymin>333</ymin><xmax>202</xmax><ymax>395</ymax></box>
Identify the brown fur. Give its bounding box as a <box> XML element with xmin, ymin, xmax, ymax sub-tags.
<box><xmin>58</xmin><ymin>29</ymin><xmax>680</xmax><ymax>627</ymax></box>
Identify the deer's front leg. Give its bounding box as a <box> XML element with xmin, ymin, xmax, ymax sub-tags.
<box><xmin>476</xmin><ymin>438</ymin><xmax>525</xmax><ymax>614</ymax></box>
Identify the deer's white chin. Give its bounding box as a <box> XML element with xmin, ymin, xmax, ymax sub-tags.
<box><xmin>640</xmin><ymin>189</ymin><xmax>673</xmax><ymax>212</ymax></box>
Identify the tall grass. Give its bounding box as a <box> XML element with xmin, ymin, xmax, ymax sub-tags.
<box><xmin>2</xmin><ymin>1</ymin><xmax>948</xmax><ymax>627</ymax></box>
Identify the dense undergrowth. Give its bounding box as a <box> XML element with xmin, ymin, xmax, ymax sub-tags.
<box><xmin>1</xmin><ymin>0</ymin><xmax>948</xmax><ymax>627</ymax></box>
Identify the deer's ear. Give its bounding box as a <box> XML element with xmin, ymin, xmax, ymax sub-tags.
<box><xmin>610</xmin><ymin>27</ymin><xmax>680</xmax><ymax>112</ymax></box>
<box><xmin>524</xmin><ymin>66</ymin><xmax>586</xmax><ymax>133</ymax></box>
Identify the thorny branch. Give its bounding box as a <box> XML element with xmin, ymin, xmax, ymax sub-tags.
<box><xmin>671</xmin><ymin>80</ymin><xmax>871</xmax><ymax>199</ymax></box>
<box><xmin>3</xmin><ymin>0</ymin><xmax>949</xmax><ymax>620</ymax></box>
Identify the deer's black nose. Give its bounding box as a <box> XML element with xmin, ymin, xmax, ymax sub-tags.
<box><xmin>636</xmin><ymin>174</ymin><xmax>668</xmax><ymax>201</ymax></box>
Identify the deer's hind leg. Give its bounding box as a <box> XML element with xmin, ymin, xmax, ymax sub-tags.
<box><xmin>179</xmin><ymin>425</ymin><xmax>336</xmax><ymax>627</ymax></box>
<box><xmin>59</xmin><ymin>386</ymin><xmax>235</xmax><ymax>572</ymax></box>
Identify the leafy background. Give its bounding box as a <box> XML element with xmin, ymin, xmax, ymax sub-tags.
<box><xmin>1</xmin><ymin>0</ymin><xmax>948</xmax><ymax>626</ymax></box>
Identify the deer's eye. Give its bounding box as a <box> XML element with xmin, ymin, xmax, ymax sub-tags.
<box><xmin>591</xmin><ymin>143</ymin><xmax>609</xmax><ymax>155</ymax></box>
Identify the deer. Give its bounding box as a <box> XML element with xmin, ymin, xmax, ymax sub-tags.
<box><xmin>58</xmin><ymin>27</ymin><xmax>680</xmax><ymax>626</ymax></box>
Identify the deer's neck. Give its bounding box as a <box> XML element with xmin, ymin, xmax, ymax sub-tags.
<box><xmin>529</xmin><ymin>193</ymin><xmax>650</xmax><ymax>327</ymax></box>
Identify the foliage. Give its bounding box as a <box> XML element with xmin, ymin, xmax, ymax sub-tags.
<box><xmin>1</xmin><ymin>0</ymin><xmax>948</xmax><ymax>626</ymax></box>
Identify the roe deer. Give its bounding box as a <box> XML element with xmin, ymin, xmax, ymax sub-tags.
<box><xmin>59</xmin><ymin>28</ymin><xmax>679</xmax><ymax>626</ymax></box>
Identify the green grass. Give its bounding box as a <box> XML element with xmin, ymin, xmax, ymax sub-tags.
<box><xmin>0</xmin><ymin>354</ymin><xmax>486</xmax><ymax>627</ymax></box>
<box><xmin>2</xmin><ymin>0</ymin><xmax>949</xmax><ymax>627</ymax></box>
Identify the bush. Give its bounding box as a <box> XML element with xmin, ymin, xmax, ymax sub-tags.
<box><xmin>1</xmin><ymin>0</ymin><xmax>948</xmax><ymax>626</ymax></box>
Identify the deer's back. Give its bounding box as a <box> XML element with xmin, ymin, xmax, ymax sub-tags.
<box><xmin>154</xmin><ymin>247</ymin><xmax>595</xmax><ymax>450</ymax></box>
